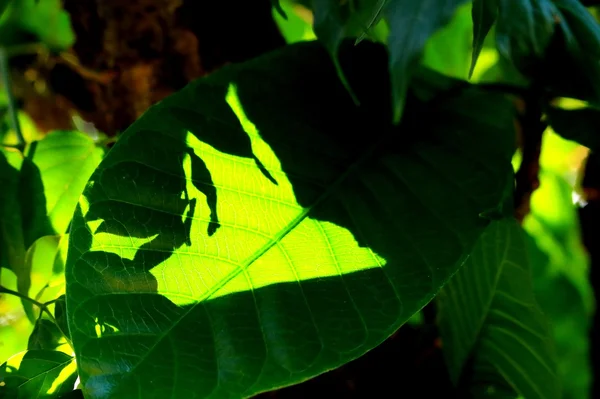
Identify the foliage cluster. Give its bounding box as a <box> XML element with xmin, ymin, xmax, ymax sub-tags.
<box><xmin>0</xmin><ymin>0</ymin><xmax>599</xmax><ymax>398</ymax></box>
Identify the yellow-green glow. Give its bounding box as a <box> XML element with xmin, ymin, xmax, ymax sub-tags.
<box><xmin>46</xmin><ymin>358</ymin><xmax>77</xmax><ymax>395</ymax></box>
<box><xmin>78</xmin><ymin>191</ymin><xmax>91</xmax><ymax>217</ymax></box>
<box><xmin>5</xmin><ymin>350</ymin><xmax>27</xmax><ymax>370</ymax></box>
<box><xmin>145</xmin><ymin>84</ymin><xmax>383</xmax><ymax>306</ymax></box>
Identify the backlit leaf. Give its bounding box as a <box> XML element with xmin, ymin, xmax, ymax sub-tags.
<box><xmin>65</xmin><ymin>41</ymin><xmax>515</xmax><ymax>398</ymax></box>
<box><xmin>470</xmin><ymin>0</ymin><xmax>498</xmax><ymax>78</ymax></box>
<box><xmin>0</xmin><ymin>350</ymin><xmax>77</xmax><ymax>398</ymax></box>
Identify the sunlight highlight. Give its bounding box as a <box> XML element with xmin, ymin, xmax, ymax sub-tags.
<box><xmin>46</xmin><ymin>359</ymin><xmax>77</xmax><ymax>395</ymax></box>
<box><xmin>145</xmin><ymin>84</ymin><xmax>384</xmax><ymax>306</ymax></box>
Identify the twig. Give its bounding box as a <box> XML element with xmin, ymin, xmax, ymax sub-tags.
<box><xmin>0</xmin><ymin>284</ymin><xmax>47</xmax><ymax>310</ymax></box>
<box><xmin>0</xmin><ymin>47</ymin><xmax>24</xmax><ymax>152</ymax></box>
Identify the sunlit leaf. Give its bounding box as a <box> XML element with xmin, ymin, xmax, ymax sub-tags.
<box><xmin>0</xmin><ymin>349</ymin><xmax>77</xmax><ymax>398</ymax></box>
<box><xmin>437</xmin><ymin>219</ymin><xmax>559</xmax><ymax>399</ymax></box>
<box><xmin>0</xmin><ymin>269</ymin><xmax>34</xmax><ymax>363</ymax></box>
<box><xmin>26</xmin><ymin>131</ymin><xmax>104</xmax><ymax>236</ymax></box>
<box><xmin>545</xmin><ymin>106</ymin><xmax>600</xmax><ymax>152</ymax></box>
<box><xmin>66</xmin><ymin>41</ymin><xmax>515</xmax><ymax>398</ymax></box>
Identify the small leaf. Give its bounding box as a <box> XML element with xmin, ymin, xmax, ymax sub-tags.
<box><xmin>437</xmin><ymin>219</ymin><xmax>559</xmax><ymax>399</ymax></box>
<box><xmin>470</xmin><ymin>0</ymin><xmax>499</xmax><ymax>78</ymax></box>
<box><xmin>545</xmin><ymin>106</ymin><xmax>600</xmax><ymax>151</ymax></box>
<box><xmin>0</xmin><ymin>350</ymin><xmax>77</xmax><ymax>398</ymax></box>
<box><xmin>21</xmin><ymin>235</ymin><xmax>66</xmax><ymax>323</ymax></box>
<box><xmin>495</xmin><ymin>0</ymin><xmax>558</xmax><ymax>76</ymax></box>
<box><xmin>28</xmin><ymin>319</ymin><xmax>63</xmax><ymax>351</ymax></box>
<box><xmin>26</xmin><ymin>131</ymin><xmax>104</xmax><ymax>236</ymax></box>
<box><xmin>66</xmin><ymin>41</ymin><xmax>516</xmax><ymax>398</ymax></box>
<box><xmin>384</xmin><ymin>0</ymin><xmax>468</xmax><ymax>122</ymax></box>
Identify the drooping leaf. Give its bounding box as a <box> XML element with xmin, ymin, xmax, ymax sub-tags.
<box><xmin>384</xmin><ymin>0</ymin><xmax>468</xmax><ymax>121</ymax></box>
<box><xmin>543</xmin><ymin>0</ymin><xmax>600</xmax><ymax>103</ymax></box>
<box><xmin>0</xmin><ymin>148</ymin><xmax>26</xmax><ymax>276</ymax></box>
<box><xmin>65</xmin><ymin>41</ymin><xmax>515</xmax><ymax>398</ymax></box>
<box><xmin>544</xmin><ymin>106</ymin><xmax>600</xmax><ymax>151</ymax></box>
<box><xmin>470</xmin><ymin>0</ymin><xmax>499</xmax><ymax>78</ymax></box>
<box><xmin>25</xmin><ymin>131</ymin><xmax>104</xmax><ymax>236</ymax></box>
<box><xmin>437</xmin><ymin>219</ymin><xmax>559</xmax><ymax>399</ymax></box>
<box><xmin>0</xmin><ymin>350</ymin><xmax>77</xmax><ymax>398</ymax></box>
<box><xmin>495</xmin><ymin>0</ymin><xmax>558</xmax><ymax>77</ymax></box>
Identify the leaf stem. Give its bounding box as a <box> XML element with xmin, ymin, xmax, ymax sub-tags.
<box><xmin>0</xmin><ymin>47</ymin><xmax>24</xmax><ymax>152</ymax></box>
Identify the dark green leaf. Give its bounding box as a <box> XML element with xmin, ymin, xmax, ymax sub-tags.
<box><xmin>545</xmin><ymin>0</ymin><xmax>600</xmax><ymax>103</ymax></box>
<box><xmin>437</xmin><ymin>219</ymin><xmax>559</xmax><ymax>399</ymax></box>
<box><xmin>0</xmin><ymin>148</ymin><xmax>26</xmax><ymax>276</ymax></box>
<box><xmin>545</xmin><ymin>106</ymin><xmax>600</xmax><ymax>151</ymax></box>
<box><xmin>0</xmin><ymin>350</ymin><xmax>77</xmax><ymax>398</ymax></box>
<box><xmin>27</xmin><ymin>295</ymin><xmax>70</xmax><ymax>351</ymax></box>
<box><xmin>28</xmin><ymin>319</ymin><xmax>63</xmax><ymax>351</ymax></box>
<box><xmin>53</xmin><ymin>295</ymin><xmax>69</xmax><ymax>341</ymax></box>
<box><xmin>495</xmin><ymin>0</ymin><xmax>558</xmax><ymax>76</ymax></box>
<box><xmin>470</xmin><ymin>0</ymin><xmax>499</xmax><ymax>78</ymax></box>
<box><xmin>65</xmin><ymin>41</ymin><xmax>515</xmax><ymax>398</ymax></box>
<box><xmin>384</xmin><ymin>0</ymin><xmax>468</xmax><ymax>121</ymax></box>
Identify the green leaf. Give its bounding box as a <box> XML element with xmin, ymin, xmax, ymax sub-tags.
<box><xmin>20</xmin><ymin>235</ymin><xmax>68</xmax><ymax>323</ymax></box>
<box><xmin>384</xmin><ymin>0</ymin><xmax>468</xmax><ymax>122</ymax></box>
<box><xmin>0</xmin><ymin>148</ymin><xmax>26</xmax><ymax>275</ymax></box>
<box><xmin>0</xmin><ymin>268</ymin><xmax>35</xmax><ymax>363</ymax></box>
<box><xmin>495</xmin><ymin>0</ymin><xmax>557</xmax><ymax>77</ymax></box>
<box><xmin>544</xmin><ymin>106</ymin><xmax>600</xmax><ymax>151</ymax></box>
<box><xmin>437</xmin><ymin>219</ymin><xmax>559</xmax><ymax>399</ymax></box>
<box><xmin>3</xmin><ymin>0</ymin><xmax>75</xmax><ymax>50</ymax></box>
<box><xmin>28</xmin><ymin>295</ymin><xmax>70</xmax><ymax>352</ymax></box>
<box><xmin>28</xmin><ymin>319</ymin><xmax>63</xmax><ymax>351</ymax></box>
<box><xmin>0</xmin><ymin>350</ymin><xmax>77</xmax><ymax>398</ymax></box>
<box><xmin>65</xmin><ymin>41</ymin><xmax>515</xmax><ymax>398</ymax></box>
<box><xmin>26</xmin><ymin>131</ymin><xmax>104</xmax><ymax>236</ymax></box>
<box><xmin>271</xmin><ymin>0</ymin><xmax>287</xmax><ymax>19</ymax></box>
<box><xmin>470</xmin><ymin>0</ymin><xmax>499</xmax><ymax>78</ymax></box>
<box><xmin>544</xmin><ymin>0</ymin><xmax>600</xmax><ymax>103</ymax></box>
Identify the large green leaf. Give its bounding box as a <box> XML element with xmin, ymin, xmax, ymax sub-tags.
<box><xmin>437</xmin><ymin>219</ymin><xmax>559</xmax><ymax>399</ymax></box>
<box><xmin>65</xmin><ymin>41</ymin><xmax>515</xmax><ymax>398</ymax></box>
<box><xmin>0</xmin><ymin>349</ymin><xmax>77</xmax><ymax>398</ymax></box>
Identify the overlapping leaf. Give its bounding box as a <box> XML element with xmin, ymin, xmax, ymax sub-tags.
<box><xmin>0</xmin><ymin>349</ymin><xmax>77</xmax><ymax>398</ymax></box>
<box><xmin>437</xmin><ymin>219</ymin><xmax>559</xmax><ymax>399</ymax></box>
<box><xmin>65</xmin><ymin>41</ymin><xmax>515</xmax><ymax>398</ymax></box>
